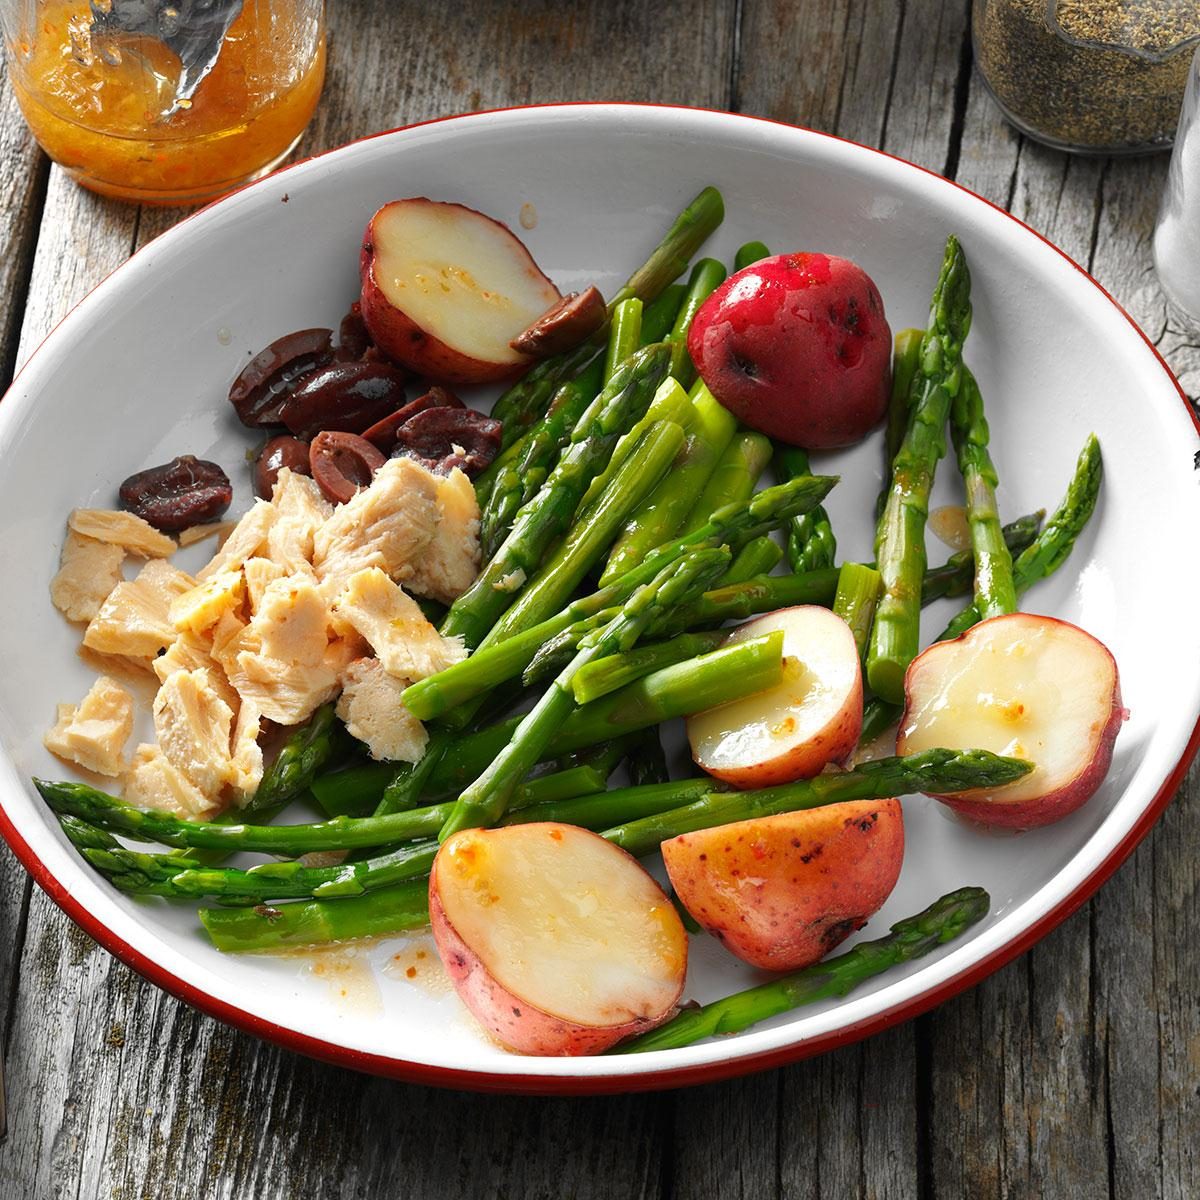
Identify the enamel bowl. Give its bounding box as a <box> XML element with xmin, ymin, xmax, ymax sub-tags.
<box><xmin>1</xmin><ymin>104</ymin><xmax>1197</xmax><ymax>1093</ymax></box>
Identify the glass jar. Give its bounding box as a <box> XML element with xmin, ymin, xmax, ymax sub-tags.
<box><xmin>1154</xmin><ymin>48</ymin><xmax>1200</xmax><ymax>329</ymax></box>
<box><xmin>972</xmin><ymin>0</ymin><xmax>1200</xmax><ymax>155</ymax></box>
<box><xmin>1</xmin><ymin>0</ymin><xmax>326</xmax><ymax>205</ymax></box>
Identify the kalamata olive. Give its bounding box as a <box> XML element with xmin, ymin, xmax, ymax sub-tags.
<box><xmin>391</xmin><ymin>407</ymin><xmax>503</xmax><ymax>478</ymax></box>
<box><xmin>255</xmin><ymin>435</ymin><xmax>312</xmax><ymax>499</ymax></box>
<box><xmin>228</xmin><ymin>328</ymin><xmax>334</xmax><ymax>427</ymax></box>
<box><xmin>361</xmin><ymin>386</ymin><xmax>466</xmax><ymax>454</ymax></box>
<box><xmin>310</xmin><ymin>431</ymin><xmax>387</xmax><ymax>504</ymax></box>
<box><xmin>509</xmin><ymin>286</ymin><xmax>607</xmax><ymax>359</ymax></box>
<box><xmin>334</xmin><ymin>303</ymin><xmax>374</xmax><ymax>362</ymax></box>
<box><xmin>119</xmin><ymin>455</ymin><xmax>233</xmax><ymax>532</ymax></box>
<box><xmin>278</xmin><ymin>360</ymin><xmax>407</xmax><ymax>440</ymax></box>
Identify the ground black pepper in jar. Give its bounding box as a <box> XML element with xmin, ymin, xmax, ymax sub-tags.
<box><xmin>972</xmin><ymin>0</ymin><xmax>1200</xmax><ymax>154</ymax></box>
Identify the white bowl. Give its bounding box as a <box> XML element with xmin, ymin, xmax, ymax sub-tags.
<box><xmin>1</xmin><ymin>104</ymin><xmax>1197</xmax><ymax>1093</ymax></box>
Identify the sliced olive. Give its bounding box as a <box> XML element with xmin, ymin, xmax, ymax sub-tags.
<box><xmin>360</xmin><ymin>385</ymin><xmax>465</xmax><ymax>454</ymax></box>
<box><xmin>228</xmin><ymin>328</ymin><xmax>334</xmax><ymax>427</ymax></box>
<box><xmin>255</xmin><ymin>435</ymin><xmax>312</xmax><ymax>499</ymax></box>
<box><xmin>310</xmin><ymin>431</ymin><xmax>387</xmax><ymax>504</ymax></box>
<box><xmin>278</xmin><ymin>360</ymin><xmax>407</xmax><ymax>440</ymax></box>
<box><xmin>509</xmin><ymin>286</ymin><xmax>606</xmax><ymax>359</ymax></box>
<box><xmin>391</xmin><ymin>407</ymin><xmax>502</xmax><ymax>478</ymax></box>
<box><xmin>119</xmin><ymin>455</ymin><xmax>233</xmax><ymax>532</ymax></box>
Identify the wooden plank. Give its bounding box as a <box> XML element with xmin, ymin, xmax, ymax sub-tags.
<box><xmin>0</xmin><ymin>1</ymin><xmax>734</xmax><ymax>1195</ymax></box>
<box><xmin>0</xmin><ymin>59</ymin><xmax>48</xmax><ymax>384</ymax></box>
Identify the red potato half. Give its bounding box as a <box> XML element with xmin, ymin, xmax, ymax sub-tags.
<box><xmin>429</xmin><ymin>823</ymin><xmax>688</xmax><ymax>1056</ymax></box>
<box><xmin>662</xmin><ymin>800</ymin><xmax>905</xmax><ymax>971</ymax></box>
<box><xmin>686</xmin><ymin>606</ymin><xmax>863</xmax><ymax>788</ymax></box>
<box><xmin>897</xmin><ymin>612</ymin><xmax>1126</xmax><ymax>829</ymax></box>
<box><xmin>360</xmin><ymin>199</ymin><xmax>562</xmax><ymax>384</ymax></box>
<box><xmin>687</xmin><ymin>252</ymin><xmax>892</xmax><ymax>449</ymax></box>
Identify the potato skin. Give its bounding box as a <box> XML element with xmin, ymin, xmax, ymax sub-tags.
<box><xmin>662</xmin><ymin>800</ymin><xmax>904</xmax><ymax>971</ymax></box>
<box><xmin>428</xmin><ymin>828</ymin><xmax>686</xmax><ymax>1056</ymax></box>
<box><xmin>358</xmin><ymin>199</ymin><xmax>559</xmax><ymax>385</ymax></box>
<box><xmin>897</xmin><ymin>613</ymin><xmax>1126</xmax><ymax>830</ymax></box>
<box><xmin>687</xmin><ymin>253</ymin><xmax>892</xmax><ymax>449</ymax></box>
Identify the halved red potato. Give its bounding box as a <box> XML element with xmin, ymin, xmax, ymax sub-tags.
<box><xmin>662</xmin><ymin>799</ymin><xmax>904</xmax><ymax>970</ymax></box>
<box><xmin>897</xmin><ymin>612</ymin><xmax>1125</xmax><ymax>829</ymax></box>
<box><xmin>429</xmin><ymin>823</ymin><xmax>687</xmax><ymax>1056</ymax></box>
<box><xmin>686</xmin><ymin>606</ymin><xmax>862</xmax><ymax>788</ymax></box>
<box><xmin>359</xmin><ymin>199</ymin><xmax>561</xmax><ymax>384</ymax></box>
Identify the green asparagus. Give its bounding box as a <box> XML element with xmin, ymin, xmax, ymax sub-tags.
<box><xmin>640</xmin><ymin>284</ymin><xmax>687</xmax><ymax>345</ymax></box>
<box><xmin>440</xmin><ymin>342</ymin><xmax>672</xmax><ymax>649</ymax></box>
<box><xmin>479</xmin><ymin>359</ymin><xmax>604</xmax><ymax>559</ymax></box>
<box><xmin>678</xmin><ymin>431</ymin><xmax>773</xmax><ymax>536</ymax></box>
<box><xmin>952</xmin><ymin>368</ymin><xmax>1016</xmax><ymax>619</ymax></box>
<box><xmin>247</xmin><ymin>702</ymin><xmax>341</xmax><ymax>812</ymax></box>
<box><xmin>604</xmin><ymin>298</ymin><xmax>643</xmax><ymax>382</ymax></box>
<box><xmin>876</xmin><ymin>327</ymin><xmax>925</xmax><ymax>520</ymax></box>
<box><xmin>833</xmin><ymin>562</ymin><xmax>882</xmax><ymax>661</ymax></box>
<box><xmin>665</xmin><ymin>257</ymin><xmax>726</xmax><ymax>384</ymax></box>
<box><xmin>600</xmin><ymin>384</ymin><xmax>738</xmax><ymax>585</ymax></box>
<box><xmin>614</xmin><ymin>887</ymin><xmax>990</xmax><ymax>1052</ymax></box>
<box><xmin>776</xmin><ymin>446</ymin><xmax>837</xmax><ymax>573</ymax></box>
<box><xmin>439</xmin><ymin>548</ymin><xmax>731</xmax><ymax>838</ymax></box>
<box><xmin>868</xmin><ymin>236</ymin><xmax>973</xmax><ymax>704</ymax></box>
<box><xmin>733</xmin><ymin>241</ymin><xmax>771</xmax><ymax>271</ymax></box>
<box><xmin>724</xmin><ymin>535</ymin><xmax>784</xmax><ymax>585</ymax></box>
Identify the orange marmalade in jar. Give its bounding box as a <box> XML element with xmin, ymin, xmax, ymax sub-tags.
<box><xmin>3</xmin><ymin>0</ymin><xmax>325</xmax><ymax>204</ymax></box>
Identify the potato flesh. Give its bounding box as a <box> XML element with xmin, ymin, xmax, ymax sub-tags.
<box><xmin>900</xmin><ymin>614</ymin><xmax>1117</xmax><ymax>803</ymax></box>
<box><xmin>435</xmin><ymin>825</ymin><xmax>686</xmax><ymax>1027</ymax></box>
<box><xmin>372</xmin><ymin>203</ymin><xmax>559</xmax><ymax>365</ymax></box>
<box><xmin>690</xmin><ymin>608</ymin><xmax>857</xmax><ymax>770</ymax></box>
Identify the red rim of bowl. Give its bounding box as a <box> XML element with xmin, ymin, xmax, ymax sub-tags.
<box><xmin>2</xmin><ymin>102</ymin><xmax>1198</xmax><ymax>1096</ymax></box>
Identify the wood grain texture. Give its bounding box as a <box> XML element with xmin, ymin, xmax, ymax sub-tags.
<box><xmin>2</xmin><ymin>1</ymin><xmax>1199</xmax><ymax>1197</ymax></box>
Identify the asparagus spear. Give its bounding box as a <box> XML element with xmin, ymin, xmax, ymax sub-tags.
<box><xmin>868</xmin><ymin>235</ymin><xmax>973</xmax><ymax>704</ymax></box>
<box><xmin>194</xmin><ymin>755</ymin><xmax>1017</xmax><ymax>948</ymax></box>
<box><xmin>678</xmin><ymin>431</ymin><xmax>773</xmax><ymax>536</ymax></box>
<box><xmin>575</xmin><ymin>378</ymin><xmax>695</xmax><ymax>515</ymax></box>
<box><xmin>626</xmin><ymin>727</ymin><xmax>671</xmax><ymax>787</ymax></box>
<box><xmin>404</xmin><ymin>472</ymin><xmax>838</xmax><ymax>721</ymax></box>
<box><xmin>482</xmin><ymin>419</ymin><xmax>686</xmax><ymax>643</ymax></box>
<box><xmin>490</xmin><ymin>186</ymin><xmax>725</xmax><ymax>441</ymax></box>
<box><xmin>425</xmin><ymin>632</ymin><xmax>786</xmax><ymax>795</ymax></box>
<box><xmin>724</xmin><ymin>535</ymin><xmax>784</xmax><ymax>585</ymax></box>
<box><xmin>200</xmin><ymin>880</ymin><xmax>432</xmax><ymax>953</ymax></box>
<box><xmin>776</xmin><ymin>446</ymin><xmax>837</xmax><ymax>573</ymax></box>
<box><xmin>173</xmin><ymin>750</ymin><xmax>1024</xmax><ymax>906</ymax></box>
<box><xmin>876</xmin><ymin>328</ymin><xmax>925</xmax><ymax>520</ymax></box>
<box><xmin>440</xmin><ymin>342</ymin><xmax>672</xmax><ymax>649</ymax></box>
<box><xmin>833</xmin><ymin>562</ymin><xmax>883</xmax><ymax>661</ymax></box>
<box><xmin>570</xmin><ymin>629</ymin><xmax>749</xmax><ymax>705</ymax></box>
<box><xmin>666</xmin><ymin>258</ymin><xmax>726</xmax><ymax>384</ymax></box>
<box><xmin>857</xmin><ymin>435</ymin><xmax>1102</xmax><ymax>747</ymax></box>
<box><xmin>952</xmin><ymin>368</ymin><xmax>1016</xmax><ymax>619</ymax></box>
<box><xmin>479</xmin><ymin>360</ymin><xmax>604</xmax><ymax>560</ymax></box>
<box><xmin>247</xmin><ymin>703</ymin><xmax>341</xmax><ymax>812</ymax></box>
<box><xmin>606</xmin><ymin>748</ymin><xmax>1030</xmax><ymax>857</ymax></box>
<box><xmin>604</xmin><ymin>298</ymin><xmax>643</xmax><ymax>382</ymax></box>
<box><xmin>600</xmin><ymin>383</ymin><xmax>738</xmax><ymax>586</ymax></box>
<box><xmin>640</xmin><ymin>284</ymin><xmax>687</xmax><ymax>345</ymax></box>
<box><xmin>922</xmin><ymin>512</ymin><xmax>1043</xmax><ymax>603</ymax></box>
<box><xmin>614</xmin><ymin>887</ymin><xmax>990</xmax><ymax>1053</ymax></box>
<box><xmin>734</xmin><ymin>241</ymin><xmax>771</xmax><ymax>271</ymax></box>
<box><xmin>439</xmin><ymin>548</ymin><xmax>730</xmax><ymax>838</ymax></box>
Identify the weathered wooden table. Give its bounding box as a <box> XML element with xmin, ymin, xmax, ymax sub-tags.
<box><xmin>1</xmin><ymin>2</ymin><xmax>1197</xmax><ymax>1196</ymax></box>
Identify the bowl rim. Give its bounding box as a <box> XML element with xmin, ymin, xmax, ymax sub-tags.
<box><xmin>2</xmin><ymin>100</ymin><xmax>1198</xmax><ymax>1096</ymax></box>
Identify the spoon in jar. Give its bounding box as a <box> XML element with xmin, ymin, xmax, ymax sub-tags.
<box><xmin>87</xmin><ymin>0</ymin><xmax>244</xmax><ymax>117</ymax></box>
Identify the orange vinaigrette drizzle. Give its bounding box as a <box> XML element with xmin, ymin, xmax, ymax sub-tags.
<box><xmin>10</xmin><ymin>0</ymin><xmax>325</xmax><ymax>204</ymax></box>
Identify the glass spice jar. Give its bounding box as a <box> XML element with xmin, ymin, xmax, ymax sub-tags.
<box><xmin>972</xmin><ymin>0</ymin><xmax>1200</xmax><ymax>154</ymax></box>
